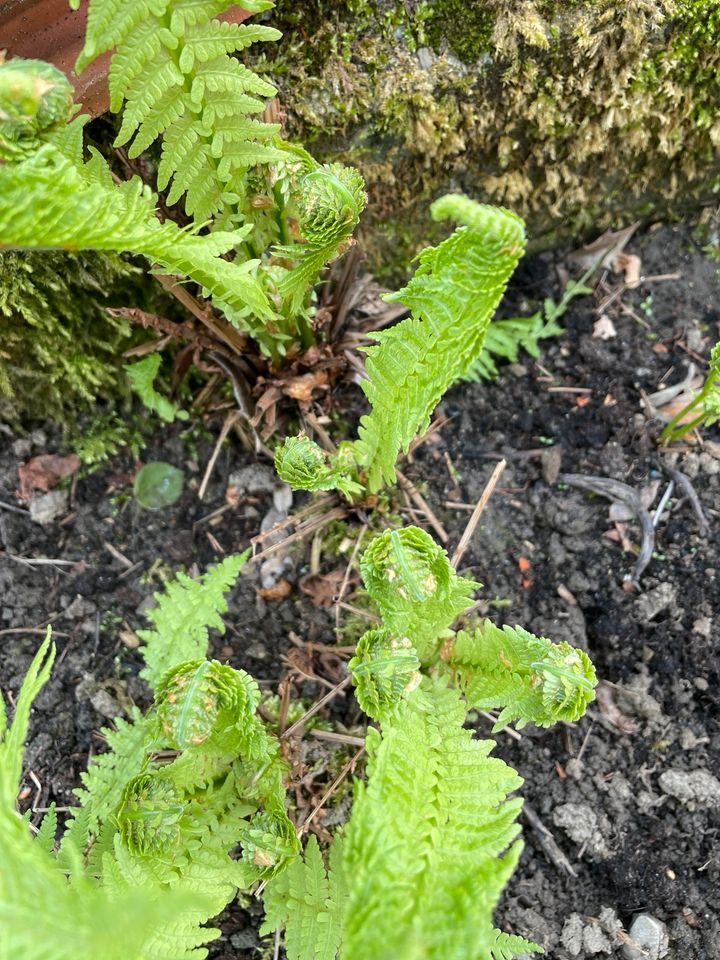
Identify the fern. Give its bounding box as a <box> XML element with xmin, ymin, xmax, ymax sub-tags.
<box><xmin>276</xmin><ymin>195</ymin><xmax>525</xmax><ymax>496</ymax></box>
<box><xmin>138</xmin><ymin>552</ymin><xmax>249</xmax><ymax>689</ymax></box>
<box><xmin>341</xmin><ymin>677</ymin><xmax>542</xmax><ymax>960</ymax></box>
<box><xmin>126</xmin><ymin>354</ymin><xmax>188</xmax><ymax>423</ymax></box>
<box><xmin>261</xmin><ymin>835</ymin><xmax>347</xmax><ymax>960</ymax></box>
<box><xmin>348</xmin><ymin>629</ymin><xmax>421</xmax><ymax>722</ymax></box>
<box><xmin>0</xmin><ymin>633</ymin><xmax>205</xmax><ymax>960</ymax></box>
<box><xmin>359</xmin><ymin>526</ymin><xmax>479</xmax><ymax>662</ymax></box>
<box><xmin>0</xmin><ymin>143</ymin><xmax>276</xmax><ymax>325</ymax></box>
<box><xmin>71</xmin><ymin>0</ymin><xmax>284</xmax><ymax>223</ymax></box>
<box><xmin>445</xmin><ymin>620</ymin><xmax>597</xmax><ymax>731</ymax></box>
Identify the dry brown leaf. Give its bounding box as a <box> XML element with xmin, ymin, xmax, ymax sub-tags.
<box><xmin>257</xmin><ymin>579</ymin><xmax>293</xmax><ymax>601</ymax></box>
<box><xmin>283</xmin><ymin>371</ymin><xmax>329</xmax><ymax>403</ymax></box>
<box><xmin>612</xmin><ymin>252</ymin><xmax>642</xmax><ymax>288</ymax></box>
<box><xmin>299</xmin><ymin>570</ymin><xmax>352</xmax><ymax>608</ymax></box>
<box><xmin>18</xmin><ymin>453</ymin><xmax>81</xmax><ymax>500</ymax></box>
<box><xmin>595</xmin><ymin>681</ymin><xmax>639</xmax><ymax>734</ymax></box>
<box><xmin>566</xmin><ymin>222</ymin><xmax>640</xmax><ymax>273</ymax></box>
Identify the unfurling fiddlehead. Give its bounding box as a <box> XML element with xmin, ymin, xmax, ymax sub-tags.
<box><xmin>274</xmin><ymin>163</ymin><xmax>366</xmax><ymax>313</ymax></box>
<box><xmin>155</xmin><ymin>659</ymin><xmax>261</xmax><ymax>751</ymax></box>
<box><xmin>446</xmin><ymin>620</ymin><xmax>597</xmax><ymax>730</ymax></box>
<box><xmin>274</xmin><ymin>435</ymin><xmax>363</xmax><ymax>500</ymax></box>
<box><xmin>0</xmin><ymin>58</ymin><xmax>74</xmax><ymax>160</ymax></box>
<box><xmin>360</xmin><ymin>526</ymin><xmax>478</xmax><ymax>661</ymax></box>
<box><xmin>114</xmin><ymin>774</ymin><xmax>185</xmax><ymax>855</ymax></box>
<box><xmin>349</xmin><ymin>629</ymin><xmax>421</xmax><ymax>722</ymax></box>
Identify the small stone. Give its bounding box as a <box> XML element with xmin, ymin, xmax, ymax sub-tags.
<box><xmin>658</xmin><ymin>769</ymin><xmax>720</xmax><ymax>808</ymax></box>
<box><xmin>622</xmin><ymin>914</ymin><xmax>669</xmax><ymax>960</ymax></box>
<box><xmin>89</xmin><ymin>688</ymin><xmax>121</xmax><ymax>719</ymax></box>
<box><xmin>553</xmin><ymin>802</ymin><xmax>610</xmax><ymax>858</ymax></box>
<box><xmin>561</xmin><ymin>914</ymin><xmax>585</xmax><ymax>957</ymax></box>
<box><xmin>29</xmin><ymin>489</ymin><xmax>69</xmax><ymax>525</ymax></box>
<box><xmin>634</xmin><ymin>583</ymin><xmax>676</xmax><ymax>621</ymax></box>
<box><xmin>541</xmin><ymin>446</ymin><xmax>563</xmax><ymax>485</ymax></box>
<box><xmin>226</xmin><ymin>463</ymin><xmax>276</xmax><ymax>499</ymax></box>
<box><xmin>692</xmin><ymin>616</ymin><xmax>712</xmax><ymax>639</ymax></box>
<box><xmin>12</xmin><ymin>437</ymin><xmax>32</xmax><ymax>458</ymax></box>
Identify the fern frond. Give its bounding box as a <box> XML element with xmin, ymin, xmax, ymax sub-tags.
<box><xmin>349</xmin><ymin>629</ymin><xmax>421</xmax><ymax>722</ymax></box>
<box><xmin>0</xmin><ymin>58</ymin><xmax>74</xmax><ymax>159</ymax></box>
<box><xmin>76</xmin><ymin>0</ymin><xmax>282</xmax><ymax>220</ymax></box>
<box><xmin>261</xmin><ymin>834</ymin><xmax>346</xmax><ymax>960</ymax></box>
<box><xmin>342</xmin><ymin>677</ymin><xmax>540</xmax><ymax>960</ymax></box>
<box><xmin>0</xmin><ymin>629</ymin><xmax>55</xmax><ymax>807</ymax></box>
<box><xmin>59</xmin><ymin>710</ymin><xmax>157</xmax><ymax>859</ymax></box>
<box><xmin>34</xmin><ymin>803</ymin><xmax>58</xmax><ymax>856</ymax></box>
<box><xmin>274</xmin><ymin>436</ymin><xmax>364</xmax><ymax>500</ymax></box>
<box><xmin>126</xmin><ymin>354</ymin><xmax>188</xmax><ymax>423</ymax></box>
<box><xmin>446</xmin><ymin>620</ymin><xmax>597</xmax><ymax>731</ymax></box>
<box><xmin>138</xmin><ymin>553</ymin><xmax>248</xmax><ymax>690</ymax></box>
<box><xmin>360</xmin><ymin>527</ymin><xmax>478</xmax><ymax>661</ymax></box>
<box><xmin>0</xmin><ymin>144</ymin><xmax>276</xmax><ymax>322</ymax></box>
<box><xmin>353</xmin><ymin>196</ymin><xmax>525</xmax><ymax>491</ymax></box>
<box><xmin>274</xmin><ymin>163</ymin><xmax>366</xmax><ymax>314</ymax></box>
<box><xmin>0</xmin><ymin>634</ymin><xmax>201</xmax><ymax>960</ymax></box>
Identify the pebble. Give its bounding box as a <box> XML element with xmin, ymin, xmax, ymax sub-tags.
<box><xmin>658</xmin><ymin>769</ymin><xmax>720</xmax><ymax>808</ymax></box>
<box><xmin>226</xmin><ymin>463</ymin><xmax>276</xmax><ymax>498</ymax></box>
<box><xmin>28</xmin><ymin>489</ymin><xmax>69</xmax><ymax>525</ymax></box>
<box><xmin>634</xmin><ymin>583</ymin><xmax>676</xmax><ymax>622</ymax></box>
<box><xmin>621</xmin><ymin>914</ymin><xmax>669</xmax><ymax>960</ymax></box>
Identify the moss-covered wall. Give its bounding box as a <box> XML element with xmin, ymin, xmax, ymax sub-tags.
<box><xmin>259</xmin><ymin>0</ymin><xmax>720</xmax><ymax>275</ymax></box>
<box><xmin>0</xmin><ymin>251</ymin><xmax>140</xmax><ymax>426</ymax></box>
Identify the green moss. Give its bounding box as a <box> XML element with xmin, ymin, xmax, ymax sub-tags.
<box><xmin>260</xmin><ymin>0</ymin><xmax>720</xmax><ymax>279</ymax></box>
<box><xmin>0</xmin><ymin>250</ymin><xmax>152</xmax><ymax>426</ymax></box>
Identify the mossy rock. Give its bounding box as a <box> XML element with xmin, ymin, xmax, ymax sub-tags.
<box><xmin>261</xmin><ymin>0</ymin><xmax>720</xmax><ymax>277</ymax></box>
<box><xmin>0</xmin><ymin>250</ymin><xmax>146</xmax><ymax>426</ymax></box>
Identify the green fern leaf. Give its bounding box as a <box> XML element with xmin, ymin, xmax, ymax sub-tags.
<box><xmin>342</xmin><ymin>677</ymin><xmax>540</xmax><ymax>960</ymax></box>
<box><xmin>34</xmin><ymin>804</ymin><xmax>58</xmax><ymax>856</ymax></box>
<box><xmin>274</xmin><ymin>163</ymin><xmax>366</xmax><ymax>314</ymax></box>
<box><xmin>349</xmin><ymin>629</ymin><xmax>421</xmax><ymax>722</ymax></box>
<box><xmin>0</xmin><ymin>144</ymin><xmax>276</xmax><ymax>324</ymax></box>
<box><xmin>76</xmin><ymin>0</ymin><xmax>281</xmax><ymax>221</ymax></box>
<box><xmin>360</xmin><ymin>526</ymin><xmax>479</xmax><ymax>661</ymax></box>
<box><xmin>126</xmin><ymin>354</ymin><xmax>188</xmax><ymax>423</ymax></box>
<box><xmin>0</xmin><ymin>58</ymin><xmax>75</xmax><ymax>159</ymax></box>
<box><xmin>138</xmin><ymin>553</ymin><xmax>248</xmax><ymax>690</ymax></box>
<box><xmin>354</xmin><ymin>196</ymin><xmax>525</xmax><ymax>491</ymax></box>
<box><xmin>274</xmin><ymin>436</ymin><xmax>364</xmax><ymax>500</ymax></box>
<box><xmin>447</xmin><ymin>620</ymin><xmax>597</xmax><ymax>731</ymax></box>
<box><xmin>261</xmin><ymin>835</ymin><xmax>346</xmax><ymax>960</ymax></box>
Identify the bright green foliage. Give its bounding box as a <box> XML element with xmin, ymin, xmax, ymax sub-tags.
<box><xmin>138</xmin><ymin>552</ymin><xmax>248</xmax><ymax>689</ymax></box>
<box><xmin>0</xmin><ymin>633</ymin><xmax>205</xmax><ymax>960</ymax></box>
<box><xmin>446</xmin><ymin>620</ymin><xmax>597</xmax><ymax>731</ymax></box>
<box><xmin>341</xmin><ymin>677</ymin><xmax>542</xmax><ymax>960</ymax></box>
<box><xmin>274</xmin><ymin>163</ymin><xmax>366</xmax><ymax>313</ymax></box>
<box><xmin>73</xmin><ymin>0</ymin><xmax>283</xmax><ymax>223</ymax></box>
<box><xmin>470</xmin><ymin>267</ymin><xmax>594</xmax><ymax>380</ymax></box>
<box><xmin>126</xmin><ymin>354</ymin><xmax>188</xmax><ymax>423</ymax></box>
<box><xmin>348</xmin><ymin>629</ymin><xmax>421</xmax><ymax>722</ymax></box>
<box><xmin>274</xmin><ymin>436</ymin><xmax>363</xmax><ymax>500</ymax></box>
<box><xmin>261</xmin><ymin>835</ymin><xmax>347</xmax><ymax>960</ymax></box>
<box><xmin>0</xmin><ymin>143</ymin><xmax>275</xmax><ymax>323</ymax></box>
<box><xmin>114</xmin><ymin>774</ymin><xmax>186</xmax><ymax>855</ymax></box>
<box><xmin>0</xmin><ymin>58</ymin><xmax>74</xmax><ymax>159</ymax></box>
<box><xmin>276</xmin><ymin>195</ymin><xmax>525</xmax><ymax>496</ymax></box>
<box><xmin>354</xmin><ymin>196</ymin><xmax>525</xmax><ymax>490</ymax></box>
<box><xmin>360</xmin><ymin>526</ymin><xmax>479</xmax><ymax>661</ymax></box>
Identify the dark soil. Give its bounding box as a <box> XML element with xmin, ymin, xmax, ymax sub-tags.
<box><xmin>2</xmin><ymin>224</ymin><xmax>719</xmax><ymax>959</ymax></box>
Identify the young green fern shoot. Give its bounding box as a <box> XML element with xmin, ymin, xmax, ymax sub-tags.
<box><xmin>276</xmin><ymin>195</ymin><xmax>526</xmax><ymax>495</ymax></box>
<box><xmin>660</xmin><ymin>341</ymin><xmax>720</xmax><ymax>443</ymax></box>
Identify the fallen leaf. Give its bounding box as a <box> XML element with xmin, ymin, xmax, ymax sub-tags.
<box><xmin>575</xmin><ymin>395</ymin><xmax>592</xmax><ymax>407</ymax></box>
<box><xmin>566</xmin><ymin>222</ymin><xmax>640</xmax><ymax>273</ymax></box>
<box><xmin>592</xmin><ymin>315</ymin><xmax>617</xmax><ymax>340</ymax></box>
<box><xmin>257</xmin><ymin>579</ymin><xmax>293</xmax><ymax>601</ymax></box>
<box><xmin>283</xmin><ymin>371</ymin><xmax>328</xmax><ymax>403</ymax></box>
<box><xmin>18</xmin><ymin>453</ymin><xmax>80</xmax><ymax>500</ymax></box>
<box><xmin>595</xmin><ymin>681</ymin><xmax>639</xmax><ymax>734</ymax></box>
<box><xmin>299</xmin><ymin>570</ymin><xmax>353</xmax><ymax>608</ymax></box>
<box><xmin>612</xmin><ymin>252</ymin><xmax>642</xmax><ymax>288</ymax></box>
